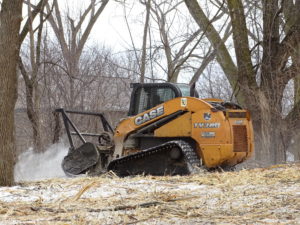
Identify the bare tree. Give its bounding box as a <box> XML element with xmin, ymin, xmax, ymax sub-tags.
<box><xmin>32</xmin><ymin>41</ymin><xmax>135</xmax><ymax>144</ymax></box>
<box><xmin>18</xmin><ymin>0</ymin><xmax>48</xmax><ymax>152</ymax></box>
<box><xmin>0</xmin><ymin>0</ymin><xmax>23</xmax><ymax>186</ymax></box>
<box><xmin>0</xmin><ymin>0</ymin><xmax>47</xmax><ymax>186</ymax></box>
<box><xmin>140</xmin><ymin>0</ymin><xmax>151</xmax><ymax>83</ymax></box>
<box><xmin>125</xmin><ymin>0</ymin><xmax>216</xmax><ymax>83</ymax></box>
<box><xmin>185</xmin><ymin>0</ymin><xmax>300</xmax><ymax>164</ymax></box>
<box><xmin>45</xmin><ymin>0</ymin><xmax>109</xmax><ymax>108</ymax></box>
<box><xmin>148</xmin><ymin>0</ymin><xmax>203</xmax><ymax>82</ymax></box>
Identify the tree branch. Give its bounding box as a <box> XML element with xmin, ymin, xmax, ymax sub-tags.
<box><xmin>227</xmin><ymin>0</ymin><xmax>256</xmax><ymax>87</ymax></box>
<box><xmin>77</xmin><ymin>0</ymin><xmax>109</xmax><ymax>57</ymax></box>
<box><xmin>184</xmin><ymin>0</ymin><xmax>238</xmax><ymax>87</ymax></box>
<box><xmin>19</xmin><ymin>0</ymin><xmax>48</xmax><ymax>45</ymax></box>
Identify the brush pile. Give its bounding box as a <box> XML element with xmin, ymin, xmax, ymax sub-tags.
<box><xmin>0</xmin><ymin>163</ymin><xmax>299</xmax><ymax>224</ymax></box>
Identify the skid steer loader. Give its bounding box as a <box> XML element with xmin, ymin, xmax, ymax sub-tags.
<box><xmin>56</xmin><ymin>83</ymin><xmax>254</xmax><ymax>176</ymax></box>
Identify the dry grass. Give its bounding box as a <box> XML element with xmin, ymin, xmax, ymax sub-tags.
<box><xmin>0</xmin><ymin>163</ymin><xmax>299</xmax><ymax>224</ymax></box>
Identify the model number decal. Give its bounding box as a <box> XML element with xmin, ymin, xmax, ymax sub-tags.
<box><xmin>194</xmin><ymin>123</ymin><xmax>220</xmax><ymax>128</ymax></box>
<box><xmin>135</xmin><ymin>106</ymin><xmax>164</xmax><ymax>126</ymax></box>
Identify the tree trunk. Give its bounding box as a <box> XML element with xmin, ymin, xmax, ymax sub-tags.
<box><xmin>251</xmin><ymin>89</ymin><xmax>287</xmax><ymax>165</ymax></box>
<box><xmin>290</xmin><ymin>75</ymin><xmax>300</xmax><ymax>161</ymax></box>
<box><xmin>0</xmin><ymin>0</ymin><xmax>23</xmax><ymax>186</ymax></box>
<box><xmin>26</xmin><ymin>83</ymin><xmax>43</xmax><ymax>152</ymax></box>
<box><xmin>26</xmin><ymin>83</ymin><xmax>42</xmax><ymax>152</ymax></box>
<box><xmin>140</xmin><ymin>0</ymin><xmax>151</xmax><ymax>83</ymax></box>
<box><xmin>19</xmin><ymin>59</ymin><xmax>43</xmax><ymax>152</ymax></box>
<box><xmin>46</xmin><ymin>0</ymin><xmax>109</xmax><ymax>109</ymax></box>
<box><xmin>185</xmin><ymin>0</ymin><xmax>298</xmax><ymax>165</ymax></box>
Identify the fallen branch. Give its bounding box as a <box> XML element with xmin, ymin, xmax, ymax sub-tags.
<box><xmin>89</xmin><ymin>195</ymin><xmax>201</xmax><ymax>212</ymax></box>
<box><xmin>29</xmin><ymin>195</ymin><xmax>201</xmax><ymax>214</ymax></box>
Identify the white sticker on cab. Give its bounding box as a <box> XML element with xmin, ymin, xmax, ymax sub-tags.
<box><xmin>181</xmin><ymin>98</ymin><xmax>187</xmax><ymax>107</ymax></box>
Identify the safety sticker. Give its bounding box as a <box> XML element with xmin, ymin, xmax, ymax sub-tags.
<box><xmin>181</xmin><ymin>98</ymin><xmax>187</xmax><ymax>107</ymax></box>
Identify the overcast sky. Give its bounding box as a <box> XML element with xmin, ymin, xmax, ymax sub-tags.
<box><xmin>91</xmin><ymin>1</ymin><xmax>145</xmax><ymax>52</ymax></box>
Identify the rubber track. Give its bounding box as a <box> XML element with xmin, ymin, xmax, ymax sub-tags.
<box><xmin>107</xmin><ymin>140</ymin><xmax>201</xmax><ymax>174</ymax></box>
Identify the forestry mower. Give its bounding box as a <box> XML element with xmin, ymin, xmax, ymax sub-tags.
<box><xmin>56</xmin><ymin>82</ymin><xmax>254</xmax><ymax>176</ymax></box>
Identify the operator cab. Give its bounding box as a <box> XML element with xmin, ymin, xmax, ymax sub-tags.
<box><xmin>128</xmin><ymin>83</ymin><xmax>198</xmax><ymax>116</ymax></box>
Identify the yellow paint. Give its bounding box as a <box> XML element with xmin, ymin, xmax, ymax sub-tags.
<box><xmin>113</xmin><ymin>96</ymin><xmax>254</xmax><ymax>168</ymax></box>
<box><xmin>154</xmin><ymin>112</ymin><xmax>192</xmax><ymax>137</ymax></box>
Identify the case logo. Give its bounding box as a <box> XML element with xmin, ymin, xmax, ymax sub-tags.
<box><xmin>134</xmin><ymin>105</ymin><xmax>164</xmax><ymax>126</ymax></box>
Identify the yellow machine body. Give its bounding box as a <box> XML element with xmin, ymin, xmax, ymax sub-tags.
<box><xmin>59</xmin><ymin>83</ymin><xmax>254</xmax><ymax>176</ymax></box>
<box><xmin>114</xmin><ymin>97</ymin><xmax>254</xmax><ymax>169</ymax></box>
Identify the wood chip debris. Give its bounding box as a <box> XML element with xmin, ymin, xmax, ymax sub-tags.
<box><xmin>0</xmin><ymin>163</ymin><xmax>299</xmax><ymax>224</ymax></box>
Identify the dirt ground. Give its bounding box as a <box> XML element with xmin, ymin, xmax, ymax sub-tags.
<box><xmin>0</xmin><ymin>163</ymin><xmax>299</xmax><ymax>225</ymax></box>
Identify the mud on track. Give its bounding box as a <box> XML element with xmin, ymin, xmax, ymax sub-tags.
<box><xmin>0</xmin><ymin>163</ymin><xmax>299</xmax><ymax>224</ymax></box>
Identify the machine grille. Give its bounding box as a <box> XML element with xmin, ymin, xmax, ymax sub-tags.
<box><xmin>233</xmin><ymin>125</ymin><xmax>248</xmax><ymax>152</ymax></box>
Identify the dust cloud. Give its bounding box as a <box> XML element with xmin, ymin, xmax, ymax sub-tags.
<box><xmin>14</xmin><ymin>142</ymin><xmax>69</xmax><ymax>182</ymax></box>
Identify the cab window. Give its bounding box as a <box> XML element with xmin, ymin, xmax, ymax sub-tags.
<box><xmin>133</xmin><ymin>87</ymin><xmax>176</xmax><ymax>115</ymax></box>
